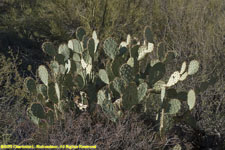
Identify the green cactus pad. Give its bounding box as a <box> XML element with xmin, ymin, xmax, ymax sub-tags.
<box><xmin>82</xmin><ymin>50</ymin><xmax>92</xmax><ymax>65</ymax></box>
<box><xmin>106</xmin><ymin>61</ymin><xmax>115</xmax><ymax>81</ymax></box>
<box><xmin>30</xmin><ymin>103</ymin><xmax>46</xmax><ymax>119</ymax></box>
<box><xmin>103</xmin><ymin>37</ymin><xmax>118</xmax><ymax>60</ymax></box>
<box><xmin>149</xmin><ymin>62</ymin><xmax>166</xmax><ymax>86</ymax></box>
<box><xmin>166</xmin><ymin>71</ymin><xmax>180</xmax><ymax>87</ymax></box>
<box><xmin>63</xmin><ymin>74</ymin><xmax>74</xmax><ymax>89</ymax></box>
<box><xmin>59</xmin><ymin>64</ymin><xmax>66</xmax><ymax>74</ymax></box>
<box><xmin>68</xmin><ymin>39</ymin><xmax>82</xmax><ymax>54</ymax></box>
<box><xmin>38</xmin><ymin>65</ymin><xmax>49</xmax><ymax>86</ymax></box>
<box><xmin>42</xmin><ymin>42</ymin><xmax>57</xmax><ymax>57</ymax></box>
<box><xmin>166</xmin><ymin>99</ymin><xmax>181</xmax><ymax>115</ymax></box>
<box><xmin>24</xmin><ymin>77</ymin><xmax>36</xmax><ymax>94</ymax></box>
<box><xmin>37</xmin><ymin>84</ymin><xmax>47</xmax><ymax>98</ymax></box>
<box><xmin>188</xmin><ymin>60</ymin><xmax>199</xmax><ymax>75</ymax></box>
<box><xmin>130</xmin><ymin>45</ymin><xmax>139</xmax><ymax>59</ymax></box>
<box><xmin>112</xmin><ymin>56</ymin><xmax>126</xmax><ymax>77</ymax></box>
<box><xmin>55</xmin><ymin>54</ymin><xmax>65</xmax><ymax>65</ymax></box>
<box><xmin>112</xmin><ymin>77</ymin><xmax>126</xmax><ymax>95</ymax></box>
<box><xmin>180</xmin><ymin>61</ymin><xmax>187</xmax><ymax>75</ymax></box>
<box><xmin>70</xmin><ymin>60</ymin><xmax>76</xmax><ymax>73</ymax></box>
<box><xmin>127</xmin><ymin>57</ymin><xmax>134</xmax><ymax>67</ymax></box>
<box><xmin>122</xmin><ymin>82</ymin><xmax>138</xmax><ymax>110</ymax></box>
<box><xmin>58</xmin><ymin>44</ymin><xmax>70</xmax><ymax>61</ymax></box>
<box><xmin>179</xmin><ymin>72</ymin><xmax>188</xmax><ymax>81</ymax></box>
<box><xmin>99</xmin><ymin>69</ymin><xmax>110</xmax><ymax>84</ymax></box>
<box><xmin>76</xmin><ymin>27</ymin><xmax>86</xmax><ymax>41</ymax></box>
<box><xmin>97</xmin><ymin>90</ymin><xmax>118</xmax><ymax>122</ymax></box>
<box><xmin>48</xmin><ymin>82</ymin><xmax>58</xmax><ymax>104</ymax></box>
<box><xmin>119</xmin><ymin>47</ymin><xmax>128</xmax><ymax>57</ymax></box>
<box><xmin>75</xmin><ymin>61</ymin><xmax>82</xmax><ymax>72</ymax></box>
<box><xmin>137</xmin><ymin>43</ymin><xmax>154</xmax><ymax>61</ymax></box>
<box><xmin>137</xmin><ymin>82</ymin><xmax>148</xmax><ymax>102</ymax></box>
<box><xmin>144</xmin><ymin>26</ymin><xmax>153</xmax><ymax>43</ymax></box>
<box><xmin>82</xmin><ymin>35</ymin><xmax>89</xmax><ymax>49</ymax></box>
<box><xmin>55</xmin><ymin>83</ymin><xmax>60</xmax><ymax>101</ymax></box>
<box><xmin>109</xmin><ymin>82</ymin><xmax>120</xmax><ymax>98</ymax></box>
<box><xmin>119</xmin><ymin>63</ymin><xmax>134</xmax><ymax>83</ymax></box>
<box><xmin>88</xmin><ymin>38</ymin><xmax>95</xmax><ymax>59</ymax></box>
<box><xmin>50</xmin><ymin>61</ymin><xmax>60</xmax><ymax>76</ymax></box>
<box><xmin>37</xmin><ymin>93</ymin><xmax>44</xmax><ymax>104</ymax></box>
<box><xmin>97</xmin><ymin>89</ymin><xmax>107</xmax><ymax>106</ymax></box>
<box><xmin>187</xmin><ymin>89</ymin><xmax>196</xmax><ymax>110</ymax></box>
<box><xmin>74</xmin><ymin>74</ymin><xmax>85</xmax><ymax>89</ymax></box>
<box><xmin>72</xmin><ymin>53</ymin><xmax>81</xmax><ymax>62</ymax></box>
<box><xmin>92</xmin><ymin>31</ymin><xmax>99</xmax><ymax>53</ymax></box>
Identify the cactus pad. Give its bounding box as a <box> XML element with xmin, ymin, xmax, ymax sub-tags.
<box><xmin>48</xmin><ymin>82</ymin><xmax>58</xmax><ymax>104</ymax></box>
<box><xmin>144</xmin><ymin>26</ymin><xmax>153</xmax><ymax>43</ymax></box>
<box><xmin>24</xmin><ymin>77</ymin><xmax>36</xmax><ymax>94</ymax></box>
<box><xmin>37</xmin><ymin>84</ymin><xmax>47</xmax><ymax>98</ymax></box>
<box><xmin>188</xmin><ymin>60</ymin><xmax>199</xmax><ymax>75</ymax></box>
<box><xmin>103</xmin><ymin>37</ymin><xmax>118</xmax><ymax>60</ymax></box>
<box><xmin>42</xmin><ymin>42</ymin><xmax>57</xmax><ymax>57</ymax></box>
<box><xmin>55</xmin><ymin>54</ymin><xmax>65</xmax><ymax>65</ymax></box>
<box><xmin>30</xmin><ymin>103</ymin><xmax>46</xmax><ymax>119</ymax></box>
<box><xmin>166</xmin><ymin>71</ymin><xmax>180</xmax><ymax>87</ymax></box>
<box><xmin>99</xmin><ymin>69</ymin><xmax>110</xmax><ymax>84</ymax></box>
<box><xmin>130</xmin><ymin>45</ymin><xmax>139</xmax><ymax>59</ymax></box>
<box><xmin>122</xmin><ymin>82</ymin><xmax>138</xmax><ymax>110</ymax></box>
<box><xmin>58</xmin><ymin>44</ymin><xmax>70</xmax><ymax>61</ymax></box>
<box><xmin>137</xmin><ymin>82</ymin><xmax>148</xmax><ymax>102</ymax></box>
<box><xmin>97</xmin><ymin>90</ymin><xmax>118</xmax><ymax>122</ymax></box>
<box><xmin>73</xmin><ymin>53</ymin><xmax>81</xmax><ymax>62</ymax></box>
<box><xmin>166</xmin><ymin>99</ymin><xmax>181</xmax><ymax>115</ymax></box>
<box><xmin>149</xmin><ymin>62</ymin><xmax>166</xmax><ymax>86</ymax></box>
<box><xmin>180</xmin><ymin>61</ymin><xmax>187</xmax><ymax>75</ymax></box>
<box><xmin>68</xmin><ymin>39</ymin><xmax>82</xmax><ymax>54</ymax></box>
<box><xmin>187</xmin><ymin>89</ymin><xmax>196</xmax><ymax>110</ymax></box>
<box><xmin>112</xmin><ymin>77</ymin><xmax>126</xmax><ymax>95</ymax></box>
<box><xmin>38</xmin><ymin>65</ymin><xmax>49</xmax><ymax>86</ymax></box>
<box><xmin>137</xmin><ymin>43</ymin><xmax>154</xmax><ymax>61</ymax></box>
<box><xmin>119</xmin><ymin>63</ymin><xmax>134</xmax><ymax>83</ymax></box>
<box><xmin>88</xmin><ymin>38</ymin><xmax>95</xmax><ymax>59</ymax></box>
<box><xmin>76</xmin><ymin>27</ymin><xmax>86</xmax><ymax>41</ymax></box>
<box><xmin>50</xmin><ymin>61</ymin><xmax>60</xmax><ymax>76</ymax></box>
<box><xmin>112</xmin><ymin>56</ymin><xmax>126</xmax><ymax>77</ymax></box>
<box><xmin>92</xmin><ymin>30</ymin><xmax>99</xmax><ymax>53</ymax></box>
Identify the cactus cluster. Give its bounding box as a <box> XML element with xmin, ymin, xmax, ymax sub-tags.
<box><xmin>24</xmin><ymin>27</ymin><xmax>100</xmax><ymax>126</ymax></box>
<box><xmin>24</xmin><ymin>26</ymin><xmax>209</xmax><ymax>136</ymax></box>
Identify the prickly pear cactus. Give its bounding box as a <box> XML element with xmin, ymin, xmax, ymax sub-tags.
<box><xmin>103</xmin><ymin>37</ymin><xmax>118</xmax><ymax>60</ymax></box>
<box><xmin>25</xmin><ymin>26</ymin><xmax>201</xmax><ymax>135</ymax></box>
<box><xmin>119</xmin><ymin>63</ymin><xmax>134</xmax><ymax>83</ymax></box>
<box><xmin>25</xmin><ymin>27</ymin><xmax>101</xmax><ymax>127</ymax></box>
